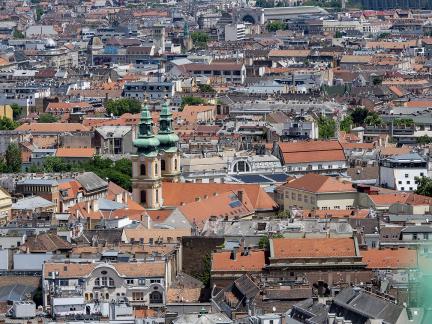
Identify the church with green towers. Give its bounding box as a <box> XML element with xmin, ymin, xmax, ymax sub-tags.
<box><xmin>131</xmin><ymin>97</ymin><xmax>180</xmax><ymax>209</ymax></box>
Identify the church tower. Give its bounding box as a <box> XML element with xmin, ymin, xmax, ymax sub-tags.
<box><xmin>157</xmin><ymin>98</ymin><xmax>180</xmax><ymax>182</ymax></box>
<box><xmin>131</xmin><ymin>100</ymin><xmax>163</xmax><ymax>209</ymax></box>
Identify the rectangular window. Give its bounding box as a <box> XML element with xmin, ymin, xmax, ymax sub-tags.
<box><xmin>405</xmin><ymin>174</ymin><xmax>409</xmax><ymax>178</ymax></box>
<box><xmin>132</xmin><ymin>292</ymin><xmax>144</xmax><ymax>301</ymax></box>
<box><xmin>126</xmin><ymin>279</ymin><xmax>134</xmax><ymax>284</ymax></box>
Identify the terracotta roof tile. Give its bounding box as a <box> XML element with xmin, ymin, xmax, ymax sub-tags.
<box><xmin>361</xmin><ymin>248</ymin><xmax>417</xmax><ymax>269</ymax></box>
<box><xmin>43</xmin><ymin>262</ymin><xmax>165</xmax><ymax>278</ymax></box>
<box><xmin>282</xmin><ymin>174</ymin><xmax>355</xmax><ymax>193</ymax></box>
<box><xmin>16</xmin><ymin>123</ymin><xmax>90</xmax><ymax>133</ymax></box>
<box><xmin>271</xmin><ymin>237</ymin><xmax>357</xmax><ymax>258</ymax></box>
<box><xmin>277</xmin><ymin>140</ymin><xmax>346</xmax><ymax>164</ymax></box>
<box><xmin>212</xmin><ymin>250</ymin><xmax>265</xmax><ymax>272</ymax></box>
<box><xmin>162</xmin><ymin>182</ymin><xmax>277</xmax><ymax>211</ymax></box>
<box><xmin>56</xmin><ymin>147</ymin><xmax>95</xmax><ymax>158</ymax></box>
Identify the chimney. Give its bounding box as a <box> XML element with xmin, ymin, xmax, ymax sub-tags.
<box><xmin>240</xmin><ymin>237</ymin><xmax>245</xmax><ymax>255</ymax></box>
<box><xmin>230</xmin><ymin>247</ymin><xmax>238</xmax><ymax>260</ymax></box>
<box><xmin>237</xmin><ymin>190</ymin><xmax>243</xmax><ymax>203</ymax></box>
<box><xmin>123</xmin><ymin>191</ymin><xmax>128</xmax><ymax>204</ymax></box>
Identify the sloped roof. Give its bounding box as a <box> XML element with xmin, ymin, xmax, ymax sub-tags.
<box><xmin>212</xmin><ymin>250</ymin><xmax>265</xmax><ymax>272</ymax></box>
<box><xmin>271</xmin><ymin>237</ymin><xmax>357</xmax><ymax>259</ymax></box>
<box><xmin>361</xmin><ymin>248</ymin><xmax>417</xmax><ymax>269</ymax></box>
<box><xmin>56</xmin><ymin>147</ymin><xmax>95</xmax><ymax>158</ymax></box>
<box><xmin>277</xmin><ymin>140</ymin><xmax>346</xmax><ymax>164</ymax></box>
<box><xmin>22</xmin><ymin>233</ymin><xmax>72</xmax><ymax>253</ymax></box>
<box><xmin>162</xmin><ymin>182</ymin><xmax>277</xmax><ymax>211</ymax></box>
<box><xmin>16</xmin><ymin>123</ymin><xmax>90</xmax><ymax>132</ymax></box>
<box><xmin>177</xmin><ymin>191</ymin><xmax>254</xmax><ymax>230</ymax></box>
<box><xmin>282</xmin><ymin>174</ymin><xmax>355</xmax><ymax>193</ymax></box>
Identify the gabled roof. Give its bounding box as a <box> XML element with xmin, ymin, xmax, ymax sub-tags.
<box><xmin>361</xmin><ymin>248</ymin><xmax>417</xmax><ymax>269</ymax></box>
<box><xmin>212</xmin><ymin>250</ymin><xmax>265</xmax><ymax>272</ymax></box>
<box><xmin>22</xmin><ymin>233</ymin><xmax>72</xmax><ymax>253</ymax></box>
<box><xmin>56</xmin><ymin>148</ymin><xmax>95</xmax><ymax>158</ymax></box>
<box><xmin>177</xmin><ymin>190</ymin><xmax>254</xmax><ymax>230</ymax></box>
<box><xmin>277</xmin><ymin>140</ymin><xmax>346</xmax><ymax>164</ymax></box>
<box><xmin>271</xmin><ymin>237</ymin><xmax>357</xmax><ymax>259</ymax></box>
<box><xmin>281</xmin><ymin>174</ymin><xmax>355</xmax><ymax>193</ymax></box>
<box><xmin>162</xmin><ymin>182</ymin><xmax>277</xmax><ymax>211</ymax></box>
<box><xmin>16</xmin><ymin>123</ymin><xmax>90</xmax><ymax>133</ymax></box>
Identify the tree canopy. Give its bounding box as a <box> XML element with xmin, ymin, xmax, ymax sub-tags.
<box><xmin>180</xmin><ymin>96</ymin><xmax>207</xmax><ymax>109</ymax></box>
<box><xmin>267</xmin><ymin>21</ymin><xmax>286</xmax><ymax>32</ymax></box>
<box><xmin>191</xmin><ymin>32</ymin><xmax>209</xmax><ymax>48</ymax></box>
<box><xmin>106</xmin><ymin>98</ymin><xmax>142</xmax><ymax>116</ymax></box>
<box><xmin>5</xmin><ymin>143</ymin><xmax>22</xmax><ymax>173</ymax></box>
<box><xmin>10</xmin><ymin>103</ymin><xmax>23</xmax><ymax>119</ymax></box>
<box><xmin>415</xmin><ymin>177</ymin><xmax>432</xmax><ymax>197</ymax></box>
<box><xmin>318</xmin><ymin>116</ymin><xmax>336</xmax><ymax>139</ymax></box>
<box><xmin>0</xmin><ymin>116</ymin><xmax>18</xmax><ymax>130</ymax></box>
<box><xmin>28</xmin><ymin>156</ymin><xmax>133</xmax><ymax>191</ymax></box>
<box><xmin>38</xmin><ymin>113</ymin><xmax>58</xmax><ymax>123</ymax></box>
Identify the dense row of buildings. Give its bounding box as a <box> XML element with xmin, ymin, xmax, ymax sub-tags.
<box><xmin>0</xmin><ymin>0</ymin><xmax>432</xmax><ymax>323</ymax></box>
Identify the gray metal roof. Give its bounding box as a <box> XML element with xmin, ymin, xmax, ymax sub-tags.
<box><xmin>0</xmin><ymin>284</ymin><xmax>38</xmax><ymax>301</ymax></box>
<box><xmin>386</xmin><ymin>153</ymin><xmax>425</xmax><ymax>163</ymax></box>
<box><xmin>402</xmin><ymin>225</ymin><xmax>432</xmax><ymax>233</ymax></box>
<box><xmin>12</xmin><ymin>196</ymin><xmax>55</xmax><ymax>210</ymax></box>
<box><xmin>76</xmin><ymin>172</ymin><xmax>108</xmax><ymax>192</ymax></box>
<box><xmin>96</xmin><ymin>126</ymin><xmax>132</xmax><ymax>139</ymax></box>
<box><xmin>17</xmin><ymin>178</ymin><xmax>58</xmax><ymax>186</ymax></box>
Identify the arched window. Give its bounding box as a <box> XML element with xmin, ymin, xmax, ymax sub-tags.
<box><xmin>174</xmin><ymin>159</ymin><xmax>178</xmax><ymax>170</ymax></box>
<box><xmin>155</xmin><ymin>163</ymin><xmax>158</xmax><ymax>176</ymax></box>
<box><xmin>140</xmin><ymin>163</ymin><xmax>146</xmax><ymax>176</ymax></box>
<box><xmin>149</xmin><ymin>291</ymin><xmax>163</xmax><ymax>304</ymax></box>
<box><xmin>156</xmin><ymin>189</ymin><xmax>159</xmax><ymax>203</ymax></box>
<box><xmin>161</xmin><ymin>159</ymin><xmax>166</xmax><ymax>171</ymax></box>
<box><xmin>95</xmin><ymin>278</ymin><xmax>100</xmax><ymax>286</ymax></box>
<box><xmin>140</xmin><ymin>190</ymin><xmax>147</xmax><ymax>204</ymax></box>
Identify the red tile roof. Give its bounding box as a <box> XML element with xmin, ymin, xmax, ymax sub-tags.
<box><xmin>56</xmin><ymin>148</ymin><xmax>95</xmax><ymax>158</ymax></box>
<box><xmin>271</xmin><ymin>237</ymin><xmax>357</xmax><ymax>259</ymax></box>
<box><xmin>177</xmin><ymin>190</ymin><xmax>254</xmax><ymax>230</ymax></box>
<box><xmin>212</xmin><ymin>250</ymin><xmax>265</xmax><ymax>272</ymax></box>
<box><xmin>162</xmin><ymin>182</ymin><xmax>277</xmax><ymax>211</ymax></box>
<box><xmin>16</xmin><ymin>123</ymin><xmax>90</xmax><ymax>133</ymax></box>
<box><xmin>277</xmin><ymin>140</ymin><xmax>346</xmax><ymax>164</ymax></box>
<box><xmin>361</xmin><ymin>248</ymin><xmax>417</xmax><ymax>269</ymax></box>
<box><xmin>282</xmin><ymin>174</ymin><xmax>355</xmax><ymax>193</ymax></box>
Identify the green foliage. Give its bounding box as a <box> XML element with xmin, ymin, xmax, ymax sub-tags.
<box><xmin>193</xmin><ymin>253</ymin><xmax>211</xmax><ymax>287</ymax></box>
<box><xmin>364</xmin><ymin>113</ymin><xmax>383</xmax><ymax>126</ymax></box>
<box><xmin>106</xmin><ymin>98</ymin><xmax>141</xmax><ymax>116</ymax></box>
<box><xmin>10</xmin><ymin>103</ymin><xmax>22</xmax><ymax>119</ymax></box>
<box><xmin>276</xmin><ymin>209</ymin><xmax>290</xmax><ymax>218</ymax></box>
<box><xmin>377</xmin><ymin>32</ymin><xmax>390</xmax><ymax>40</ymax></box>
<box><xmin>36</xmin><ymin>7</ymin><xmax>43</xmax><ymax>21</ymax></box>
<box><xmin>27</xmin><ymin>156</ymin><xmax>132</xmax><ymax>191</ymax></box>
<box><xmin>38</xmin><ymin>113</ymin><xmax>58</xmax><ymax>123</ymax></box>
<box><xmin>191</xmin><ymin>32</ymin><xmax>209</xmax><ymax>48</ymax></box>
<box><xmin>198</xmin><ymin>84</ymin><xmax>216</xmax><ymax>93</ymax></box>
<box><xmin>5</xmin><ymin>143</ymin><xmax>22</xmax><ymax>173</ymax></box>
<box><xmin>0</xmin><ymin>116</ymin><xmax>18</xmax><ymax>130</ymax></box>
<box><xmin>318</xmin><ymin>115</ymin><xmax>336</xmax><ymax>139</ymax></box>
<box><xmin>372</xmin><ymin>76</ymin><xmax>382</xmax><ymax>85</ymax></box>
<box><xmin>12</xmin><ymin>29</ymin><xmax>25</xmax><ymax>39</ymax></box>
<box><xmin>258</xmin><ymin>233</ymin><xmax>284</xmax><ymax>250</ymax></box>
<box><xmin>340</xmin><ymin>115</ymin><xmax>353</xmax><ymax>132</ymax></box>
<box><xmin>335</xmin><ymin>31</ymin><xmax>343</xmax><ymax>38</ymax></box>
<box><xmin>180</xmin><ymin>96</ymin><xmax>207</xmax><ymax>109</ymax></box>
<box><xmin>255</xmin><ymin>0</ymin><xmax>285</xmax><ymax>7</ymax></box>
<box><xmin>393</xmin><ymin>118</ymin><xmax>414</xmax><ymax>127</ymax></box>
<box><xmin>258</xmin><ymin>236</ymin><xmax>269</xmax><ymax>249</ymax></box>
<box><xmin>415</xmin><ymin>177</ymin><xmax>432</xmax><ymax>197</ymax></box>
<box><xmin>417</xmin><ymin>135</ymin><xmax>432</xmax><ymax>145</ymax></box>
<box><xmin>267</xmin><ymin>21</ymin><xmax>286</xmax><ymax>32</ymax></box>
<box><xmin>43</xmin><ymin>156</ymin><xmax>71</xmax><ymax>173</ymax></box>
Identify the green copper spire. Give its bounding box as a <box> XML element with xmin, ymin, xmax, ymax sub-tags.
<box><xmin>183</xmin><ymin>21</ymin><xmax>190</xmax><ymax>38</ymax></box>
<box><xmin>133</xmin><ymin>99</ymin><xmax>160</xmax><ymax>157</ymax></box>
<box><xmin>157</xmin><ymin>97</ymin><xmax>179</xmax><ymax>153</ymax></box>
